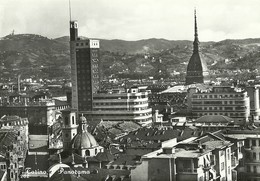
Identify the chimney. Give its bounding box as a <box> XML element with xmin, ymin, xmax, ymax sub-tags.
<box><xmin>17</xmin><ymin>74</ymin><xmax>21</xmax><ymax>92</ymax></box>
<box><xmin>163</xmin><ymin>147</ymin><xmax>175</xmax><ymax>154</ymax></box>
<box><xmin>153</xmin><ymin>110</ymin><xmax>160</xmax><ymax>122</ymax></box>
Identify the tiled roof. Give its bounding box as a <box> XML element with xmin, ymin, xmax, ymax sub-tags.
<box><xmin>0</xmin><ymin>170</ymin><xmax>6</xmax><ymax>180</ymax></box>
<box><xmin>54</xmin><ymin>99</ymin><xmax>69</xmax><ymax>106</ymax></box>
<box><xmin>118</xmin><ymin>126</ymin><xmax>201</xmax><ymax>144</ymax></box>
<box><xmin>109</xmin><ymin>154</ymin><xmax>141</xmax><ymax>166</ymax></box>
<box><xmin>194</xmin><ymin>115</ymin><xmax>233</xmax><ymax>123</ymax></box>
<box><xmin>95</xmin><ymin>150</ymin><xmax>115</xmax><ymax>162</ymax></box>
<box><xmin>24</xmin><ymin>154</ymin><xmax>49</xmax><ymax>172</ymax></box>
<box><xmin>49</xmin><ymin>167</ymin><xmax>130</xmax><ymax>181</ymax></box>
<box><xmin>202</xmin><ymin>140</ymin><xmax>232</xmax><ymax>150</ymax></box>
<box><xmin>0</xmin><ymin>131</ymin><xmax>17</xmax><ymax>156</ymax></box>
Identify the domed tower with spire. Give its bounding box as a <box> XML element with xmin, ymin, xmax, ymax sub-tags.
<box><xmin>71</xmin><ymin>115</ymin><xmax>103</xmax><ymax>157</ymax></box>
<box><xmin>186</xmin><ymin>9</ymin><xmax>209</xmax><ymax>85</ymax></box>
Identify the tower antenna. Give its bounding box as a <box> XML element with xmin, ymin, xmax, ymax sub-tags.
<box><xmin>69</xmin><ymin>0</ymin><xmax>72</xmax><ymax>21</ymax></box>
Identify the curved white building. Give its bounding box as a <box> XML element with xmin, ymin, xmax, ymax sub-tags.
<box><xmin>79</xmin><ymin>86</ymin><xmax>152</xmax><ymax>125</ymax></box>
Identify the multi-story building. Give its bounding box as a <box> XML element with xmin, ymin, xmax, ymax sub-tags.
<box><xmin>69</xmin><ymin>21</ymin><xmax>152</xmax><ymax>125</ymax></box>
<box><xmin>80</xmin><ymin>86</ymin><xmax>152</xmax><ymax>125</ymax></box>
<box><xmin>0</xmin><ymin>116</ymin><xmax>29</xmax><ymax>181</ymax></box>
<box><xmin>188</xmin><ymin>86</ymin><xmax>250</xmax><ymax>125</ymax></box>
<box><xmin>0</xmin><ymin>92</ymin><xmax>69</xmax><ymax>134</ymax></box>
<box><xmin>131</xmin><ymin>130</ymin><xmax>239</xmax><ymax>181</ymax></box>
<box><xmin>245</xmin><ymin>85</ymin><xmax>260</xmax><ymax>122</ymax></box>
<box><xmin>225</xmin><ymin>129</ymin><xmax>260</xmax><ymax>181</ymax></box>
<box><xmin>186</xmin><ymin>10</ymin><xmax>209</xmax><ymax>85</ymax></box>
<box><xmin>70</xmin><ymin>20</ymin><xmax>101</xmax><ymax>112</ymax></box>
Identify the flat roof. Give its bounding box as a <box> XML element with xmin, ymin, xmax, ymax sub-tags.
<box><xmin>225</xmin><ymin>134</ymin><xmax>260</xmax><ymax>139</ymax></box>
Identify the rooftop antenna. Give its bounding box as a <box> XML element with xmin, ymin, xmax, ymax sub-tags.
<box><xmin>69</xmin><ymin>0</ymin><xmax>72</xmax><ymax>21</ymax></box>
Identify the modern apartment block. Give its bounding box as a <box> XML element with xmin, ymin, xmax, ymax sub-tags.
<box><xmin>188</xmin><ymin>86</ymin><xmax>250</xmax><ymax>125</ymax></box>
<box><xmin>80</xmin><ymin>86</ymin><xmax>152</xmax><ymax>125</ymax></box>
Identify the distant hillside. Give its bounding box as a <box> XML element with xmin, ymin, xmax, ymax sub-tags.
<box><xmin>1</xmin><ymin>34</ymin><xmax>260</xmax><ymax>82</ymax></box>
<box><xmin>54</xmin><ymin>36</ymin><xmax>192</xmax><ymax>54</ymax></box>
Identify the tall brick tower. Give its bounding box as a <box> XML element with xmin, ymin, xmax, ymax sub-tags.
<box><xmin>70</xmin><ymin>21</ymin><xmax>101</xmax><ymax>112</ymax></box>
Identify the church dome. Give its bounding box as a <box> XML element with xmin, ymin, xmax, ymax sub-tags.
<box><xmin>71</xmin><ymin>131</ymin><xmax>99</xmax><ymax>149</ymax></box>
<box><xmin>71</xmin><ymin>115</ymin><xmax>99</xmax><ymax>150</ymax></box>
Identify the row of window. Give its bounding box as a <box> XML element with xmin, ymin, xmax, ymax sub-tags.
<box><xmin>245</xmin><ymin>152</ymin><xmax>260</xmax><ymax>161</ymax></box>
<box><xmin>245</xmin><ymin>139</ymin><xmax>260</xmax><ymax>148</ymax></box>
<box><xmin>193</xmin><ymin>94</ymin><xmax>245</xmax><ymax>99</ymax></box>
<box><xmin>76</xmin><ymin>42</ymin><xmax>89</xmax><ymax>46</ymax></box>
<box><xmin>194</xmin><ymin>112</ymin><xmax>246</xmax><ymax>117</ymax></box>
<box><xmin>193</xmin><ymin>106</ymin><xmax>246</xmax><ymax>111</ymax></box>
<box><xmin>64</xmin><ymin>116</ymin><xmax>75</xmax><ymax>125</ymax></box>
<box><xmin>93</xmin><ymin>101</ymin><xmax>148</xmax><ymax>106</ymax></box>
<box><xmin>92</xmin><ymin>107</ymin><xmax>149</xmax><ymax>111</ymax></box>
<box><xmin>192</xmin><ymin>100</ymin><xmax>245</xmax><ymax>105</ymax></box>
<box><xmin>0</xmin><ymin>164</ymin><xmax>6</xmax><ymax>170</ymax></box>
<box><xmin>93</xmin><ymin>96</ymin><xmax>147</xmax><ymax>100</ymax></box>
<box><xmin>88</xmin><ymin>113</ymin><xmax>151</xmax><ymax>117</ymax></box>
<box><xmin>247</xmin><ymin>165</ymin><xmax>258</xmax><ymax>174</ymax></box>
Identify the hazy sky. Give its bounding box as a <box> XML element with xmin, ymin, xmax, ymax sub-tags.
<box><xmin>1</xmin><ymin>0</ymin><xmax>260</xmax><ymax>41</ymax></box>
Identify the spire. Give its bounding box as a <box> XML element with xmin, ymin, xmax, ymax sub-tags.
<box><xmin>69</xmin><ymin>0</ymin><xmax>72</xmax><ymax>22</ymax></box>
<box><xmin>193</xmin><ymin>8</ymin><xmax>199</xmax><ymax>53</ymax></box>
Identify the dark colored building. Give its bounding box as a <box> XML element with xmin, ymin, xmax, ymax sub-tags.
<box><xmin>70</xmin><ymin>21</ymin><xmax>101</xmax><ymax>112</ymax></box>
<box><xmin>186</xmin><ymin>10</ymin><xmax>208</xmax><ymax>85</ymax></box>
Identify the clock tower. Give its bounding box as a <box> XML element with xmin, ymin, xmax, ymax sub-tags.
<box><xmin>70</xmin><ymin>21</ymin><xmax>101</xmax><ymax>112</ymax></box>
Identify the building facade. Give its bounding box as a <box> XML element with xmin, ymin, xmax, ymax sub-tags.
<box><xmin>224</xmin><ymin>130</ymin><xmax>260</xmax><ymax>181</ymax></box>
<box><xmin>189</xmin><ymin>86</ymin><xmax>250</xmax><ymax>125</ymax></box>
<box><xmin>245</xmin><ymin>85</ymin><xmax>260</xmax><ymax>122</ymax></box>
<box><xmin>61</xmin><ymin>108</ymin><xmax>78</xmax><ymax>151</ymax></box>
<box><xmin>80</xmin><ymin>86</ymin><xmax>153</xmax><ymax>125</ymax></box>
<box><xmin>131</xmin><ymin>132</ymin><xmax>236</xmax><ymax>181</ymax></box>
<box><xmin>239</xmin><ymin>134</ymin><xmax>260</xmax><ymax>181</ymax></box>
<box><xmin>70</xmin><ymin>21</ymin><xmax>101</xmax><ymax>112</ymax></box>
<box><xmin>0</xmin><ymin>116</ymin><xmax>29</xmax><ymax>181</ymax></box>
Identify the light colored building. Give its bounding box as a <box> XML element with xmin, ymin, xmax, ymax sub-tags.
<box><xmin>0</xmin><ymin>116</ymin><xmax>29</xmax><ymax>181</ymax></box>
<box><xmin>188</xmin><ymin>86</ymin><xmax>250</xmax><ymax>125</ymax></box>
<box><xmin>79</xmin><ymin>86</ymin><xmax>153</xmax><ymax>125</ymax></box>
<box><xmin>132</xmin><ymin>131</ymin><xmax>237</xmax><ymax>181</ymax></box>
<box><xmin>245</xmin><ymin>85</ymin><xmax>260</xmax><ymax>122</ymax></box>
<box><xmin>225</xmin><ymin>130</ymin><xmax>260</xmax><ymax>181</ymax></box>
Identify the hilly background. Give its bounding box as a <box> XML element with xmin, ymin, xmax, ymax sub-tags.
<box><xmin>1</xmin><ymin>34</ymin><xmax>260</xmax><ymax>82</ymax></box>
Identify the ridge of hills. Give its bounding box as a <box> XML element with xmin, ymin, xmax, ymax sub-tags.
<box><xmin>1</xmin><ymin>34</ymin><xmax>260</xmax><ymax>82</ymax></box>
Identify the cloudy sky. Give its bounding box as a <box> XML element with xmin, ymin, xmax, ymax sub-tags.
<box><xmin>1</xmin><ymin>0</ymin><xmax>260</xmax><ymax>41</ymax></box>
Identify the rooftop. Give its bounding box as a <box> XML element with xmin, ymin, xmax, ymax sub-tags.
<box><xmin>160</xmin><ymin>85</ymin><xmax>188</xmax><ymax>93</ymax></box>
<box><xmin>0</xmin><ymin>131</ymin><xmax>17</xmax><ymax>156</ymax></box>
<box><xmin>194</xmin><ymin>115</ymin><xmax>234</xmax><ymax>124</ymax></box>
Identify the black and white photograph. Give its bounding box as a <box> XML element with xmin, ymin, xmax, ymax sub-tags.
<box><xmin>1</xmin><ymin>0</ymin><xmax>260</xmax><ymax>180</ymax></box>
